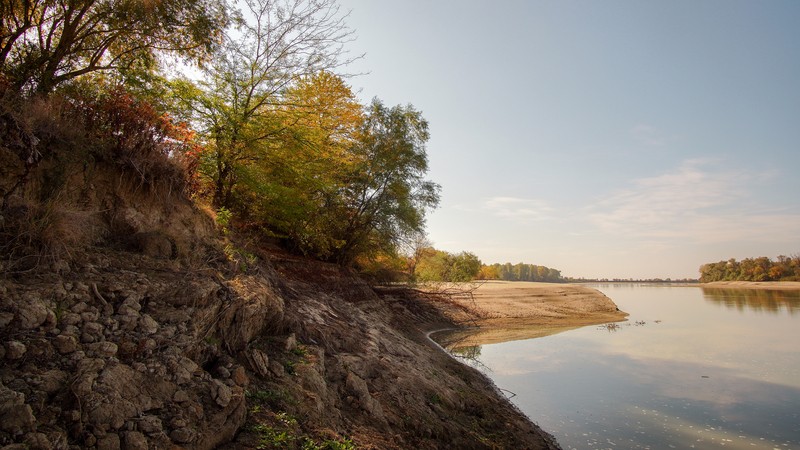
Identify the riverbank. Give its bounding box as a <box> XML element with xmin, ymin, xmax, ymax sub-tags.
<box><xmin>703</xmin><ymin>281</ymin><xmax>800</xmax><ymax>290</ymax></box>
<box><xmin>425</xmin><ymin>281</ymin><xmax>628</xmax><ymax>348</ymax></box>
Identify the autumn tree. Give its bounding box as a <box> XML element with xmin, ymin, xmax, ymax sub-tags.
<box><xmin>699</xmin><ymin>255</ymin><xmax>800</xmax><ymax>282</ymax></box>
<box><xmin>476</xmin><ymin>265</ymin><xmax>499</xmax><ymax>280</ymax></box>
<box><xmin>170</xmin><ymin>0</ymin><xmax>356</xmax><ymax>208</ymax></box>
<box><xmin>237</xmin><ymin>71</ymin><xmax>364</xmax><ymax>257</ymax></box>
<box><xmin>1</xmin><ymin>0</ymin><xmax>228</xmax><ymax>93</ymax></box>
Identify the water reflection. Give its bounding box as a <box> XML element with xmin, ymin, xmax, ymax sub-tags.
<box><xmin>435</xmin><ymin>323</ymin><xmax>585</xmax><ymax>349</ymax></box>
<box><xmin>437</xmin><ymin>286</ymin><xmax>800</xmax><ymax>449</ymax></box>
<box><xmin>701</xmin><ymin>287</ymin><xmax>800</xmax><ymax>314</ymax></box>
<box><xmin>449</xmin><ymin>344</ymin><xmax>482</xmax><ymax>360</ymax></box>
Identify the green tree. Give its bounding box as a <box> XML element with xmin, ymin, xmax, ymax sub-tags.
<box><xmin>414</xmin><ymin>248</ymin><xmax>450</xmax><ymax>282</ymax></box>
<box><xmin>331</xmin><ymin>99</ymin><xmax>440</xmax><ymax>264</ymax></box>
<box><xmin>1</xmin><ymin>0</ymin><xmax>227</xmax><ymax>93</ymax></box>
<box><xmin>450</xmin><ymin>252</ymin><xmax>481</xmax><ymax>281</ymax></box>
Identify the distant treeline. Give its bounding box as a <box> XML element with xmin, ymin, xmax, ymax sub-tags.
<box><xmin>407</xmin><ymin>249</ymin><xmax>565</xmax><ymax>283</ymax></box>
<box><xmin>477</xmin><ymin>263</ymin><xmax>564</xmax><ymax>283</ymax></box>
<box><xmin>565</xmin><ymin>278</ymin><xmax>698</xmax><ymax>283</ymax></box>
<box><xmin>699</xmin><ymin>255</ymin><xmax>800</xmax><ymax>282</ymax></box>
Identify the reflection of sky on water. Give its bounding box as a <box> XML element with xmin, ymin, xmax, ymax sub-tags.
<box><xmin>459</xmin><ymin>285</ymin><xmax>800</xmax><ymax>450</ymax></box>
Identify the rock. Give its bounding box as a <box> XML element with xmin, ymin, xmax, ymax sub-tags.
<box><xmin>169</xmin><ymin>427</ymin><xmax>195</xmax><ymax>444</ymax></box>
<box><xmin>117</xmin><ymin>296</ymin><xmax>142</xmax><ymax>316</ymax></box>
<box><xmin>71</xmin><ymin>359</ymin><xmax>105</xmax><ymax>397</ymax></box>
<box><xmin>43</xmin><ymin>309</ymin><xmax>57</xmax><ymax>328</ymax></box>
<box><xmin>140</xmin><ymin>338</ymin><xmax>157</xmax><ymax>353</ymax></box>
<box><xmin>170</xmin><ymin>418</ymin><xmax>187</xmax><ymax>428</ymax></box>
<box><xmin>81</xmin><ymin>321</ymin><xmax>105</xmax><ymax>343</ymax></box>
<box><xmin>5</xmin><ymin>340</ymin><xmax>26</xmax><ymax>359</ymax></box>
<box><xmin>0</xmin><ymin>385</ymin><xmax>35</xmax><ymax>435</ymax></box>
<box><xmin>231</xmin><ymin>366</ymin><xmax>249</xmax><ymax>386</ymax></box>
<box><xmin>249</xmin><ymin>349</ymin><xmax>270</xmax><ymax>377</ymax></box>
<box><xmin>23</xmin><ymin>337</ymin><xmax>53</xmax><ymax>358</ymax></box>
<box><xmin>23</xmin><ymin>432</ymin><xmax>52</xmax><ymax>450</ymax></box>
<box><xmin>269</xmin><ymin>359</ymin><xmax>285</xmax><ymax>378</ymax></box>
<box><xmin>53</xmin><ymin>334</ymin><xmax>78</xmax><ymax>354</ymax></box>
<box><xmin>121</xmin><ymin>431</ymin><xmax>147</xmax><ymax>450</ymax></box>
<box><xmin>214</xmin><ymin>366</ymin><xmax>231</xmax><ymax>379</ymax></box>
<box><xmin>173</xmin><ymin>390</ymin><xmax>190</xmax><ymax>403</ymax></box>
<box><xmin>218</xmin><ymin>276</ymin><xmax>285</xmax><ymax>351</ymax></box>
<box><xmin>35</xmin><ymin>369</ymin><xmax>67</xmax><ymax>395</ymax></box>
<box><xmin>138</xmin><ymin>314</ymin><xmax>158</xmax><ymax>334</ymax></box>
<box><xmin>345</xmin><ymin>372</ymin><xmax>386</xmax><ymax>422</ymax></box>
<box><xmin>71</xmin><ymin>302</ymin><xmax>89</xmax><ymax>314</ymax></box>
<box><xmin>88</xmin><ymin>341</ymin><xmax>118</xmax><ymax>357</ymax></box>
<box><xmin>96</xmin><ymin>433</ymin><xmax>121</xmax><ymax>450</ymax></box>
<box><xmin>0</xmin><ymin>312</ymin><xmax>14</xmax><ymax>327</ymax></box>
<box><xmin>16</xmin><ymin>295</ymin><xmax>49</xmax><ymax>329</ymax></box>
<box><xmin>169</xmin><ymin>357</ymin><xmax>197</xmax><ymax>385</ymax></box>
<box><xmin>212</xmin><ymin>380</ymin><xmax>232</xmax><ymax>407</ymax></box>
<box><xmin>137</xmin><ymin>415</ymin><xmax>163</xmax><ymax>435</ymax></box>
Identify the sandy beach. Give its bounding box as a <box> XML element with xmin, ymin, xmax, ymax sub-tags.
<box><xmin>432</xmin><ymin>280</ymin><xmax>628</xmax><ymax>347</ymax></box>
<box><xmin>702</xmin><ymin>281</ymin><xmax>800</xmax><ymax>290</ymax></box>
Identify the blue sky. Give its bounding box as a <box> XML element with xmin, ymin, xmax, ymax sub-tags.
<box><xmin>337</xmin><ymin>0</ymin><xmax>800</xmax><ymax>279</ymax></box>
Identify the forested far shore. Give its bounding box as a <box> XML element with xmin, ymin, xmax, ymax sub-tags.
<box><xmin>699</xmin><ymin>255</ymin><xmax>800</xmax><ymax>282</ymax></box>
<box><xmin>478</xmin><ymin>262</ymin><xmax>564</xmax><ymax>282</ymax></box>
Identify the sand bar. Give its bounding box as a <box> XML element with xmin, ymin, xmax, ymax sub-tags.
<box><xmin>433</xmin><ymin>280</ymin><xmax>628</xmax><ymax>348</ymax></box>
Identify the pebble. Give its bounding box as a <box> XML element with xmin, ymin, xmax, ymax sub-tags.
<box><xmin>5</xmin><ymin>341</ymin><xmax>27</xmax><ymax>359</ymax></box>
<box><xmin>53</xmin><ymin>334</ymin><xmax>78</xmax><ymax>355</ymax></box>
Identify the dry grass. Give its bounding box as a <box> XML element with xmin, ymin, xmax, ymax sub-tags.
<box><xmin>1</xmin><ymin>194</ymin><xmax>104</xmax><ymax>272</ymax></box>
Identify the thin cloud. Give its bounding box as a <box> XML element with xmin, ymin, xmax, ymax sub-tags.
<box><xmin>630</xmin><ymin>124</ymin><xmax>667</xmax><ymax>147</ymax></box>
<box><xmin>483</xmin><ymin>196</ymin><xmax>555</xmax><ymax>221</ymax></box>
<box><xmin>587</xmin><ymin>160</ymin><xmax>796</xmax><ymax>244</ymax></box>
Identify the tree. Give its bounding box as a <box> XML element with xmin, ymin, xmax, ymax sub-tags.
<box><xmin>476</xmin><ymin>265</ymin><xmax>499</xmax><ymax>280</ymax></box>
<box><xmin>1</xmin><ymin>0</ymin><xmax>228</xmax><ymax>93</ymax></box>
<box><xmin>414</xmin><ymin>248</ymin><xmax>450</xmax><ymax>282</ymax></box>
<box><xmin>403</xmin><ymin>232</ymin><xmax>434</xmax><ymax>278</ymax></box>
<box><xmin>413</xmin><ymin>249</ymin><xmax>480</xmax><ymax>282</ymax></box>
<box><xmin>450</xmin><ymin>252</ymin><xmax>481</xmax><ymax>282</ymax></box>
<box><xmin>331</xmin><ymin>99</ymin><xmax>440</xmax><ymax>264</ymax></box>
<box><xmin>170</xmin><ymin>0</ymin><xmax>357</xmax><ymax>208</ymax></box>
<box><xmin>241</xmin><ymin>71</ymin><xmax>364</xmax><ymax>257</ymax></box>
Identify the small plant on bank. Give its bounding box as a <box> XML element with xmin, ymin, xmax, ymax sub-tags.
<box><xmin>252</xmin><ymin>424</ymin><xmax>295</xmax><ymax>449</ymax></box>
<box><xmin>216</xmin><ymin>207</ymin><xmax>232</xmax><ymax>234</ymax></box>
<box><xmin>291</xmin><ymin>345</ymin><xmax>308</xmax><ymax>357</ymax></box>
<box><xmin>302</xmin><ymin>437</ymin><xmax>356</xmax><ymax>450</ymax></box>
<box><xmin>246</xmin><ymin>389</ymin><xmax>283</xmax><ymax>405</ymax></box>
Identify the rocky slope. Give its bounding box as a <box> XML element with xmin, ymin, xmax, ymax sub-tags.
<box><xmin>1</xmin><ymin>162</ymin><xmax>560</xmax><ymax>449</ymax></box>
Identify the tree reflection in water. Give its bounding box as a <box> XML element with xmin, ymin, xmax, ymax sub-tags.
<box><xmin>701</xmin><ymin>288</ymin><xmax>800</xmax><ymax>314</ymax></box>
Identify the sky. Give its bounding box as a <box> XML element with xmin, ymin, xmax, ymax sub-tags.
<box><xmin>336</xmin><ymin>0</ymin><xmax>800</xmax><ymax>279</ymax></box>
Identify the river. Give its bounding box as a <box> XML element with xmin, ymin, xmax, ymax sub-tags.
<box><xmin>446</xmin><ymin>284</ymin><xmax>800</xmax><ymax>450</ymax></box>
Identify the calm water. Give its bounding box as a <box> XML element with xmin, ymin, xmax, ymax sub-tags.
<box><xmin>447</xmin><ymin>284</ymin><xmax>800</xmax><ymax>450</ymax></box>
